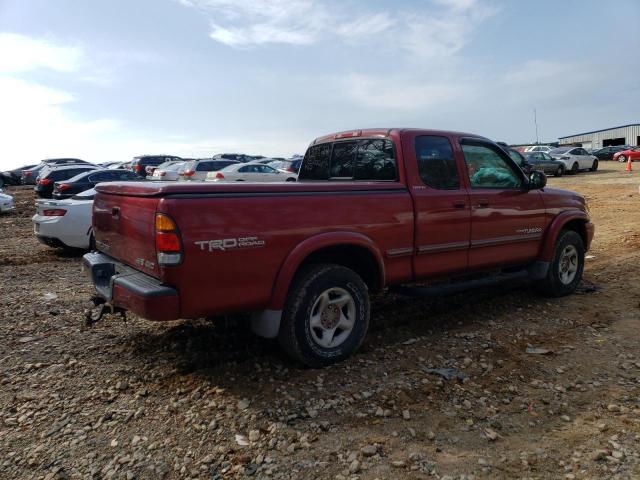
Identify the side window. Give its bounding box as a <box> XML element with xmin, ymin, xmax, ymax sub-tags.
<box><xmin>354</xmin><ymin>139</ymin><xmax>396</xmax><ymax>180</ymax></box>
<box><xmin>197</xmin><ymin>162</ymin><xmax>212</xmax><ymax>172</ymax></box>
<box><xmin>461</xmin><ymin>142</ymin><xmax>522</xmax><ymax>189</ymax></box>
<box><xmin>415</xmin><ymin>136</ymin><xmax>460</xmax><ymax>189</ymax></box>
<box><xmin>89</xmin><ymin>172</ymin><xmax>110</xmax><ymax>182</ymax></box>
<box><xmin>298</xmin><ymin>143</ymin><xmax>331</xmax><ymax>180</ymax></box>
<box><xmin>238</xmin><ymin>166</ymin><xmax>250</xmax><ymax>173</ymax></box>
<box><xmin>330</xmin><ymin>141</ymin><xmax>357</xmax><ymax>178</ymax></box>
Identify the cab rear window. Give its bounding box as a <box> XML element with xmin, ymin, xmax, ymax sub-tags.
<box><xmin>298</xmin><ymin>139</ymin><xmax>396</xmax><ymax>181</ymax></box>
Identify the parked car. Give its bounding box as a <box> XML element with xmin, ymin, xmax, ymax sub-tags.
<box><xmin>21</xmin><ymin>163</ymin><xmax>47</xmax><ymax>185</ymax></box>
<box><xmin>524</xmin><ymin>145</ymin><xmax>554</xmax><ymax>153</ymax></box>
<box><xmin>549</xmin><ymin>147</ymin><xmax>598</xmax><ymax>174</ymax></box>
<box><xmin>266</xmin><ymin>158</ymin><xmax>299</xmax><ymax>173</ymax></box>
<box><xmin>83</xmin><ymin>128</ymin><xmax>594</xmax><ymax>367</ymax></box>
<box><xmin>206</xmin><ymin>162</ymin><xmax>298</xmax><ymax>182</ymax></box>
<box><xmin>592</xmin><ymin>146</ymin><xmax>627</xmax><ymax>160</ymax></box>
<box><xmin>25</xmin><ymin>158</ymin><xmax>93</xmax><ymax>185</ymax></box>
<box><xmin>150</xmin><ymin>161</ymin><xmax>186</xmax><ymax>181</ymax></box>
<box><xmin>35</xmin><ymin>165</ymin><xmax>98</xmax><ymax>198</ymax></box>
<box><xmin>212</xmin><ymin>153</ymin><xmax>254</xmax><ymax>163</ymax></box>
<box><xmin>613</xmin><ymin>147</ymin><xmax>640</xmax><ymax>163</ymax></box>
<box><xmin>32</xmin><ymin>188</ymin><xmax>95</xmax><ymax>250</ymax></box>
<box><xmin>52</xmin><ymin>168</ymin><xmax>141</xmax><ymax>199</ymax></box>
<box><xmin>0</xmin><ymin>190</ymin><xmax>15</xmax><ymax>213</ymax></box>
<box><xmin>130</xmin><ymin>155</ymin><xmax>182</xmax><ymax>178</ymax></box>
<box><xmin>523</xmin><ymin>152</ymin><xmax>566</xmax><ymax>177</ymax></box>
<box><xmin>179</xmin><ymin>159</ymin><xmax>240</xmax><ymax>181</ymax></box>
<box><xmin>1</xmin><ymin>164</ymin><xmax>36</xmax><ymax>187</ymax></box>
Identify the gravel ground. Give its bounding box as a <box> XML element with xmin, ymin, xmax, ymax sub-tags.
<box><xmin>1</xmin><ymin>162</ymin><xmax>639</xmax><ymax>479</ymax></box>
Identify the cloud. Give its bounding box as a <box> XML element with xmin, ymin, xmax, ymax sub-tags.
<box><xmin>0</xmin><ymin>33</ymin><xmax>83</xmax><ymax>74</ymax></box>
<box><xmin>179</xmin><ymin>0</ymin><xmax>496</xmax><ymax>61</ymax></box>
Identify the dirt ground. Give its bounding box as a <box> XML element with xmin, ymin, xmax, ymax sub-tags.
<box><xmin>1</xmin><ymin>162</ymin><xmax>639</xmax><ymax>480</ymax></box>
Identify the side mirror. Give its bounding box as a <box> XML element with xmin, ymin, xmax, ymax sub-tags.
<box><xmin>528</xmin><ymin>170</ymin><xmax>547</xmax><ymax>190</ymax></box>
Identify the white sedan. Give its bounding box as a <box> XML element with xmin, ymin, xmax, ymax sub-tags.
<box><xmin>150</xmin><ymin>161</ymin><xmax>185</xmax><ymax>181</ymax></box>
<box><xmin>32</xmin><ymin>188</ymin><xmax>95</xmax><ymax>250</ymax></box>
<box><xmin>549</xmin><ymin>146</ymin><xmax>598</xmax><ymax>174</ymax></box>
<box><xmin>205</xmin><ymin>162</ymin><xmax>297</xmax><ymax>182</ymax></box>
<box><xmin>0</xmin><ymin>190</ymin><xmax>14</xmax><ymax>213</ymax></box>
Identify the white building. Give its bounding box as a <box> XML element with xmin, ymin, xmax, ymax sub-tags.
<box><xmin>558</xmin><ymin>124</ymin><xmax>640</xmax><ymax>151</ymax></box>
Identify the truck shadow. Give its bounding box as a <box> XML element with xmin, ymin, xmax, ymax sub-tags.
<box><xmin>129</xmin><ymin>278</ymin><xmax>544</xmax><ymax>376</ymax></box>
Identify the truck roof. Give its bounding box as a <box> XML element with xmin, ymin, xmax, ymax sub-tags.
<box><xmin>311</xmin><ymin>128</ymin><xmax>485</xmax><ymax>145</ymax></box>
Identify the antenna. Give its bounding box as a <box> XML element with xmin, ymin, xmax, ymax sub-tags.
<box><xmin>534</xmin><ymin>109</ymin><xmax>539</xmax><ymax>144</ymax></box>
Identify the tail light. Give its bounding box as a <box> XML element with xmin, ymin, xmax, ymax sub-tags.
<box><xmin>24</xmin><ymin>171</ymin><xmax>32</xmax><ymax>177</ymax></box>
<box><xmin>134</xmin><ymin>164</ymin><xmax>142</xmax><ymax>173</ymax></box>
<box><xmin>57</xmin><ymin>183</ymin><xmax>71</xmax><ymax>191</ymax></box>
<box><xmin>215</xmin><ymin>172</ymin><xmax>225</xmax><ymax>180</ymax></box>
<box><xmin>38</xmin><ymin>178</ymin><xmax>51</xmax><ymax>186</ymax></box>
<box><xmin>159</xmin><ymin>171</ymin><xmax>166</xmax><ymax>177</ymax></box>
<box><xmin>43</xmin><ymin>209</ymin><xmax>66</xmax><ymax>216</ymax></box>
<box><xmin>183</xmin><ymin>170</ymin><xmax>195</xmax><ymax>177</ymax></box>
<box><xmin>155</xmin><ymin>213</ymin><xmax>182</xmax><ymax>266</ymax></box>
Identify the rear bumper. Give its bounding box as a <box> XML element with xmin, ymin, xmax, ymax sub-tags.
<box><xmin>82</xmin><ymin>251</ymin><xmax>180</xmax><ymax>321</ymax></box>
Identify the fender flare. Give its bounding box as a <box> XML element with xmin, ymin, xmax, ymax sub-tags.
<box><xmin>268</xmin><ymin>231</ymin><xmax>386</xmax><ymax>310</ymax></box>
<box><xmin>539</xmin><ymin>210</ymin><xmax>590</xmax><ymax>261</ymax></box>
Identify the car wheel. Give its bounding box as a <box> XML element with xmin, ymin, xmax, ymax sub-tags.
<box><xmin>590</xmin><ymin>159</ymin><xmax>598</xmax><ymax>171</ymax></box>
<box><xmin>534</xmin><ymin>230</ymin><xmax>584</xmax><ymax>297</ymax></box>
<box><xmin>278</xmin><ymin>263</ymin><xmax>370</xmax><ymax>368</ymax></box>
<box><xmin>236</xmin><ymin>179</ymin><xmax>245</xmax><ymax>181</ymax></box>
<box><xmin>285</xmin><ymin>177</ymin><xmax>296</xmax><ymax>182</ymax></box>
<box><xmin>571</xmin><ymin>162</ymin><xmax>579</xmax><ymax>174</ymax></box>
<box><xmin>618</xmin><ymin>155</ymin><xmax>626</xmax><ymax>163</ymax></box>
<box><xmin>555</xmin><ymin>166</ymin><xmax>564</xmax><ymax>177</ymax></box>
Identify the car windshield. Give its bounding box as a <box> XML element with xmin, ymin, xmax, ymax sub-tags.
<box><xmin>549</xmin><ymin>147</ymin><xmax>571</xmax><ymax>154</ymax></box>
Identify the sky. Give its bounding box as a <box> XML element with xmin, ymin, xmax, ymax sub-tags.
<box><xmin>0</xmin><ymin>0</ymin><xmax>639</xmax><ymax>170</ymax></box>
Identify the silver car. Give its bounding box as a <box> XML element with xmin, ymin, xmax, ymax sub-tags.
<box><xmin>149</xmin><ymin>160</ymin><xmax>185</xmax><ymax>181</ymax></box>
<box><xmin>179</xmin><ymin>159</ymin><xmax>240</xmax><ymax>181</ymax></box>
<box><xmin>549</xmin><ymin>147</ymin><xmax>598</xmax><ymax>174</ymax></box>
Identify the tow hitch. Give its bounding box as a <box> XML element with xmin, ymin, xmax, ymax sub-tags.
<box><xmin>84</xmin><ymin>295</ymin><xmax>127</xmax><ymax>326</ymax></box>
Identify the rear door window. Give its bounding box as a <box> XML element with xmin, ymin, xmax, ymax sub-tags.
<box><xmin>299</xmin><ymin>139</ymin><xmax>397</xmax><ymax>181</ymax></box>
<box><xmin>415</xmin><ymin>136</ymin><xmax>460</xmax><ymax>189</ymax></box>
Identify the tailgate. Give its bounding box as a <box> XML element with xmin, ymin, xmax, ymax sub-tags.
<box><xmin>92</xmin><ymin>192</ymin><xmax>160</xmax><ymax>278</ymax></box>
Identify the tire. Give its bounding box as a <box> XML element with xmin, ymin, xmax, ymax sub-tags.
<box><xmin>236</xmin><ymin>179</ymin><xmax>245</xmax><ymax>181</ymax></box>
<box><xmin>554</xmin><ymin>166</ymin><xmax>564</xmax><ymax>177</ymax></box>
<box><xmin>278</xmin><ymin>263</ymin><xmax>370</xmax><ymax>368</ymax></box>
<box><xmin>571</xmin><ymin>162</ymin><xmax>579</xmax><ymax>174</ymax></box>
<box><xmin>534</xmin><ymin>230</ymin><xmax>584</xmax><ymax>297</ymax></box>
<box><xmin>618</xmin><ymin>155</ymin><xmax>626</xmax><ymax>163</ymax></box>
<box><xmin>285</xmin><ymin>178</ymin><xmax>296</xmax><ymax>182</ymax></box>
<box><xmin>590</xmin><ymin>159</ymin><xmax>598</xmax><ymax>171</ymax></box>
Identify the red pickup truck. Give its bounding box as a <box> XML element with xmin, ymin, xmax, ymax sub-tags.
<box><xmin>84</xmin><ymin>128</ymin><xmax>594</xmax><ymax>367</ymax></box>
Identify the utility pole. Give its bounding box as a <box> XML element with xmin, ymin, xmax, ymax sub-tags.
<box><xmin>534</xmin><ymin>109</ymin><xmax>539</xmax><ymax>144</ymax></box>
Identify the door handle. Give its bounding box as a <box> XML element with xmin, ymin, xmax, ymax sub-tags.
<box><xmin>452</xmin><ymin>202</ymin><xmax>466</xmax><ymax>209</ymax></box>
<box><xmin>111</xmin><ymin>206</ymin><xmax>120</xmax><ymax>218</ymax></box>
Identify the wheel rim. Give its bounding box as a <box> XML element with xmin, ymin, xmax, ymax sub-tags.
<box><xmin>558</xmin><ymin>245</ymin><xmax>579</xmax><ymax>285</ymax></box>
<box><xmin>309</xmin><ymin>287</ymin><xmax>356</xmax><ymax>348</ymax></box>
<box><xmin>619</xmin><ymin>155</ymin><xmax>626</xmax><ymax>163</ymax></box>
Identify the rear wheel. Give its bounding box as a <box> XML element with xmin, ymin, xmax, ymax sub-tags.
<box><xmin>534</xmin><ymin>230</ymin><xmax>584</xmax><ymax>297</ymax></box>
<box><xmin>618</xmin><ymin>155</ymin><xmax>627</xmax><ymax>163</ymax></box>
<box><xmin>590</xmin><ymin>159</ymin><xmax>598</xmax><ymax>171</ymax></box>
<box><xmin>554</xmin><ymin>166</ymin><xmax>564</xmax><ymax>177</ymax></box>
<box><xmin>278</xmin><ymin>263</ymin><xmax>370</xmax><ymax>368</ymax></box>
<box><xmin>571</xmin><ymin>162</ymin><xmax>579</xmax><ymax>174</ymax></box>
<box><xmin>285</xmin><ymin>177</ymin><xmax>296</xmax><ymax>182</ymax></box>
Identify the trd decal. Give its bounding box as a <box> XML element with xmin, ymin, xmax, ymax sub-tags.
<box><xmin>195</xmin><ymin>236</ymin><xmax>266</xmax><ymax>252</ymax></box>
